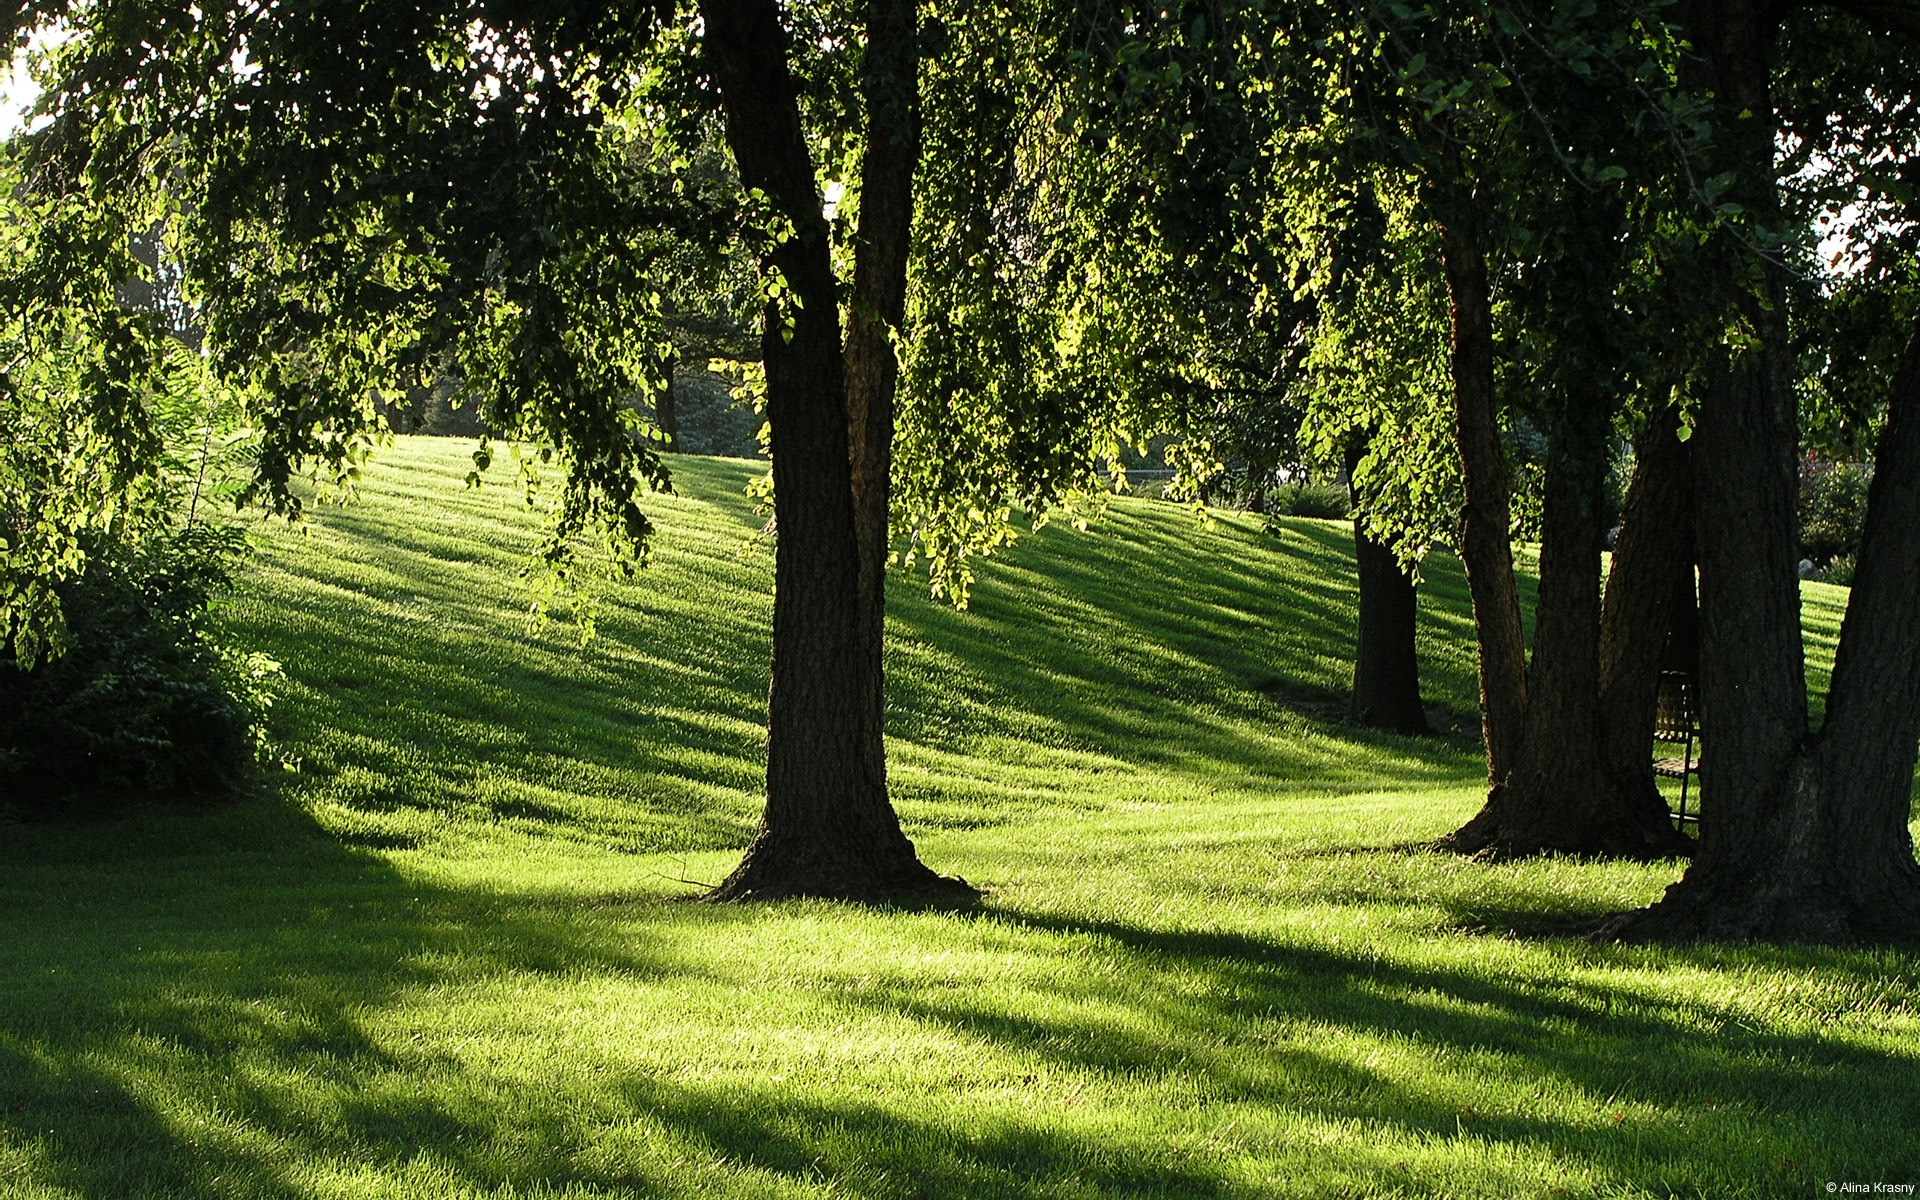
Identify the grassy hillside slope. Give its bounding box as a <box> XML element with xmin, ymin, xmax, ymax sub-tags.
<box><xmin>1</xmin><ymin>437</ymin><xmax>1914</xmax><ymax>1200</ymax></box>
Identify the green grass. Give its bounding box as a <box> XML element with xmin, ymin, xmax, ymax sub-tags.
<box><xmin>2</xmin><ymin>436</ymin><xmax>1915</xmax><ymax>1200</ymax></box>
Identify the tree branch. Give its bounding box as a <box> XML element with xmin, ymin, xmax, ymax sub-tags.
<box><xmin>1802</xmin><ymin>0</ymin><xmax>1920</xmax><ymax>39</ymax></box>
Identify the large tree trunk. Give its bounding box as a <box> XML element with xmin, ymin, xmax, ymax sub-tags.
<box><xmin>1617</xmin><ymin>314</ymin><xmax>1920</xmax><ymax>943</ymax></box>
<box><xmin>1800</xmin><ymin>318</ymin><xmax>1920</xmax><ymax>937</ymax></box>
<box><xmin>1440</xmin><ymin>396</ymin><xmax>1694</xmax><ymax>858</ymax></box>
<box><xmin>1436</xmin><ymin>217</ymin><xmax>1528</xmax><ymax>784</ymax></box>
<box><xmin>1435</xmin><ymin>181</ymin><xmax>1694</xmax><ymax>859</ymax></box>
<box><xmin>1610</xmin><ymin>0</ymin><xmax>1920</xmax><ymax>942</ymax></box>
<box><xmin>1344</xmin><ymin>436</ymin><xmax>1430</xmax><ymax>734</ymax></box>
<box><xmin>1597</xmin><ymin>405</ymin><xmax>1696</xmax><ymax>820</ymax></box>
<box><xmin>700</xmin><ymin>0</ymin><xmax>971</xmax><ymax>902</ymax></box>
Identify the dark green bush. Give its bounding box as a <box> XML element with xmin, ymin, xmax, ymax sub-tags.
<box><xmin>1798</xmin><ymin>459</ymin><xmax>1871</xmax><ymax>567</ymax></box>
<box><xmin>1817</xmin><ymin>554</ymin><xmax>1857</xmax><ymax>588</ymax></box>
<box><xmin>1270</xmin><ymin>481</ymin><xmax>1352</xmax><ymax>520</ymax></box>
<box><xmin>0</xmin><ymin>527</ymin><xmax>275</xmax><ymax>818</ymax></box>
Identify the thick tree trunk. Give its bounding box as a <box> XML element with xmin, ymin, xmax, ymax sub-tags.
<box><xmin>1440</xmin><ymin>399</ymin><xmax>1693</xmax><ymax>859</ymax></box>
<box><xmin>1803</xmin><ymin>322</ymin><xmax>1920</xmax><ymax>937</ymax></box>
<box><xmin>1609</xmin><ymin>1</ymin><xmax>1920</xmax><ymax>942</ymax></box>
<box><xmin>1596</xmin><ymin>406</ymin><xmax>1696</xmax><ymax>821</ymax></box>
<box><xmin>1344</xmin><ymin>437</ymin><xmax>1430</xmax><ymax>734</ymax></box>
<box><xmin>1617</xmin><ymin>316</ymin><xmax>1920</xmax><ymax>943</ymax></box>
<box><xmin>1436</xmin><ymin>218</ymin><xmax>1528</xmax><ymax>785</ymax></box>
<box><xmin>700</xmin><ymin>0</ymin><xmax>970</xmax><ymax>902</ymax></box>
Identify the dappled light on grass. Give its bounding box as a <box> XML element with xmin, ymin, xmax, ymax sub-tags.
<box><xmin>5</xmin><ymin>800</ymin><xmax>1915</xmax><ymax>1198</ymax></box>
<box><xmin>3</xmin><ymin>438</ymin><xmax>1914</xmax><ymax>1198</ymax></box>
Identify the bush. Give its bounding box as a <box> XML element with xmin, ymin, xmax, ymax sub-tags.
<box><xmin>1270</xmin><ymin>482</ymin><xmax>1352</xmax><ymax>520</ymax></box>
<box><xmin>1816</xmin><ymin>554</ymin><xmax>1857</xmax><ymax>588</ymax></box>
<box><xmin>0</xmin><ymin>527</ymin><xmax>276</xmax><ymax>818</ymax></box>
<box><xmin>1798</xmin><ymin>459</ymin><xmax>1871</xmax><ymax>567</ymax></box>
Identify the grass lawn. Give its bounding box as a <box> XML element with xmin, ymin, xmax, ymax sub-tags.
<box><xmin>2</xmin><ymin>436</ymin><xmax>1915</xmax><ymax>1199</ymax></box>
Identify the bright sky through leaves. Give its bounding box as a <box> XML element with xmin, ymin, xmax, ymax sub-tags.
<box><xmin>2</xmin><ymin>43</ymin><xmax>44</xmax><ymax>138</ymax></box>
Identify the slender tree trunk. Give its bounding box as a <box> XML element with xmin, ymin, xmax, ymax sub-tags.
<box><xmin>657</xmin><ymin>351</ymin><xmax>682</xmax><ymax>453</ymax></box>
<box><xmin>1345</xmin><ymin>436</ymin><xmax>1430</xmax><ymax>734</ymax></box>
<box><xmin>843</xmin><ymin>0</ymin><xmax>918</xmax><ymax>833</ymax></box>
<box><xmin>1245</xmin><ymin>451</ymin><xmax>1270</xmax><ymax>515</ymax></box>
<box><xmin>1436</xmin><ymin>217</ymin><xmax>1528</xmax><ymax>785</ymax></box>
<box><xmin>1597</xmin><ymin>405</ymin><xmax>1695</xmax><ymax>819</ymax></box>
<box><xmin>700</xmin><ymin>0</ymin><xmax>970</xmax><ymax>902</ymax></box>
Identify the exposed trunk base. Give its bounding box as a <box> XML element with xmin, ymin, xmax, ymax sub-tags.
<box><xmin>1435</xmin><ymin>776</ymin><xmax>1695</xmax><ymax>861</ymax></box>
<box><xmin>707</xmin><ymin>830</ymin><xmax>978</xmax><ymax>904</ymax></box>
<box><xmin>1438</xmin><ymin>372</ymin><xmax>1692</xmax><ymax>863</ymax></box>
<box><xmin>1606</xmin><ymin>863</ymin><xmax>1920</xmax><ymax>945</ymax></box>
<box><xmin>1604</xmin><ymin>752</ymin><xmax>1920</xmax><ymax>945</ymax></box>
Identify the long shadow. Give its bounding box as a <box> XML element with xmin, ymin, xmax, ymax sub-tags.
<box><xmin>7</xmin><ymin>792</ymin><xmax>1915</xmax><ymax>1197</ymax></box>
<box><xmin>239</xmin><ymin>446</ymin><xmax>1501</xmax><ymax>865</ymax></box>
<box><xmin>0</xmin><ymin>796</ymin><xmax>741</xmax><ymax>1198</ymax></box>
<box><xmin>0</xmin><ymin>803</ymin><xmax>1298</xmax><ymax>1199</ymax></box>
<box><xmin>856</xmin><ymin>907</ymin><xmax>1918</xmax><ymax>1187</ymax></box>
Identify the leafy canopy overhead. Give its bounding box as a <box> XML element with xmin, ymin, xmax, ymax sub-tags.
<box><xmin>3</xmin><ymin>0</ymin><xmax>729</xmax><ymax>646</ymax></box>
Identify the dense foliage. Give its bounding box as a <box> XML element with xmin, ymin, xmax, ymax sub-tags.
<box><xmin>1797</xmin><ymin>457</ymin><xmax>1871</xmax><ymax>571</ymax></box>
<box><xmin>0</xmin><ymin>526</ymin><xmax>274</xmax><ymax>817</ymax></box>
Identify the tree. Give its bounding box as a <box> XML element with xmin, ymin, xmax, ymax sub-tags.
<box><xmin>897</xmin><ymin>1</ymin><xmax>1446</xmax><ymax>737</ymax></box>
<box><xmin>698</xmin><ymin>0</ymin><xmax>971</xmax><ymax>901</ymax></box>
<box><xmin>1274</xmin><ymin>2</ymin><xmax>1701</xmax><ymax>858</ymax></box>
<box><xmin>1609</xmin><ymin>1</ymin><xmax>1920</xmax><ymax>942</ymax></box>
<box><xmin>1344</xmin><ymin>435</ymin><xmax>1431</xmax><ymax>734</ymax></box>
<box><xmin>9</xmin><ymin>0</ymin><xmax>972</xmax><ymax>902</ymax></box>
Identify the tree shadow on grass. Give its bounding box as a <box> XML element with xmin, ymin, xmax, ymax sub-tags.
<box><xmin>886</xmin><ymin>908</ymin><xmax>1918</xmax><ymax>1189</ymax></box>
<box><xmin>0</xmin><ymin>801</ymin><xmax>1229</xmax><ymax>1199</ymax></box>
<box><xmin>882</xmin><ymin>511</ymin><xmax>1495</xmax><ymax>808</ymax></box>
<box><xmin>7</xmin><ymin>796</ymin><xmax>1914</xmax><ymax>1199</ymax></box>
<box><xmin>2</xmin><ymin>796</ymin><xmax>739</xmax><ymax>1198</ymax></box>
<box><xmin>239</xmin><ymin>451</ymin><xmax>1499</xmax><ymax>868</ymax></box>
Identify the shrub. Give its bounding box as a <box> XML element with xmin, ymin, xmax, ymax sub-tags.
<box><xmin>1798</xmin><ymin>459</ymin><xmax>1871</xmax><ymax>567</ymax></box>
<box><xmin>1270</xmin><ymin>482</ymin><xmax>1352</xmax><ymax>520</ymax></box>
<box><xmin>0</xmin><ymin>527</ymin><xmax>276</xmax><ymax>818</ymax></box>
<box><xmin>1817</xmin><ymin>554</ymin><xmax>1857</xmax><ymax>588</ymax></box>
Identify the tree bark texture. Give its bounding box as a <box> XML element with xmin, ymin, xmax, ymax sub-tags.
<box><xmin>1803</xmin><ymin>319</ymin><xmax>1920</xmax><ymax>939</ymax></box>
<box><xmin>1437</xmin><ymin>218</ymin><xmax>1528</xmax><ymax>786</ymax></box>
<box><xmin>1441</xmin><ymin>399</ymin><xmax>1693</xmax><ymax>859</ymax></box>
<box><xmin>1619</xmin><ymin>315</ymin><xmax>1920</xmax><ymax>943</ymax></box>
<box><xmin>1596</xmin><ymin>406</ymin><xmax>1696</xmax><ymax>820</ymax></box>
<box><xmin>699</xmin><ymin>0</ymin><xmax>969</xmax><ymax>902</ymax></box>
<box><xmin>842</xmin><ymin>0</ymin><xmax>919</xmax><ymax>840</ymax></box>
<box><xmin>1344</xmin><ymin>437</ymin><xmax>1430</xmax><ymax>734</ymax></box>
<box><xmin>1684</xmin><ymin>2</ymin><xmax>1812</xmax><ymax>859</ymax></box>
<box><xmin>1610</xmin><ymin>1</ymin><xmax>1920</xmax><ymax>942</ymax></box>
